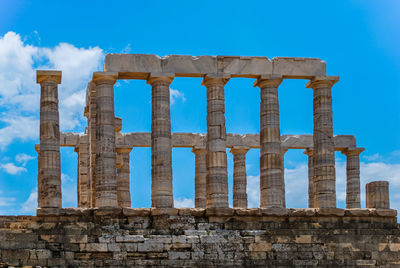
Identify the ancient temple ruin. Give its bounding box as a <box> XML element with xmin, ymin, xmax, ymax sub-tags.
<box><xmin>35</xmin><ymin>54</ymin><xmax>390</xmax><ymax>211</ymax></box>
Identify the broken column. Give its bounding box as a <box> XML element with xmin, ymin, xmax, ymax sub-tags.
<box><xmin>230</xmin><ymin>147</ymin><xmax>249</xmax><ymax>209</ymax></box>
<box><xmin>303</xmin><ymin>148</ymin><xmax>315</xmax><ymax>208</ymax></box>
<box><xmin>342</xmin><ymin>147</ymin><xmax>364</xmax><ymax>209</ymax></box>
<box><xmin>192</xmin><ymin>147</ymin><xmax>207</xmax><ymax>208</ymax></box>
<box><xmin>92</xmin><ymin>72</ymin><xmax>118</xmax><ymax>208</ymax></box>
<box><xmin>202</xmin><ymin>74</ymin><xmax>230</xmax><ymax>208</ymax></box>
<box><xmin>116</xmin><ymin>147</ymin><xmax>132</xmax><ymax>208</ymax></box>
<box><xmin>75</xmin><ymin>134</ymin><xmax>90</xmax><ymax>208</ymax></box>
<box><xmin>147</xmin><ymin>73</ymin><xmax>174</xmax><ymax>208</ymax></box>
<box><xmin>366</xmin><ymin>181</ymin><xmax>390</xmax><ymax>209</ymax></box>
<box><xmin>36</xmin><ymin>70</ymin><xmax>62</xmax><ymax>209</ymax></box>
<box><xmin>306</xmin><ymin>76</ymin><xmax>339</xmax><ymax>208</ymax></box>
<box><xmin>254</xmin><ymin>75</ymin><xmax>285</xmax><ymax>208</ymax></box>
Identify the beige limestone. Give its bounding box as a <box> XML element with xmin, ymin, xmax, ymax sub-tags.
<box><xmin>254</xmin><ymin>75</ymin><xmax>285</xmax><ymax>208</ymax></box>
<box><xmin>366</xmin><ymin>181</ymin><xmax>390</xmax><ymax>209</ymax></box>
<box><xmin>36</xmin><ymin>70</ymin><xmax>62</xmax><ymax>208</ymax></box>
<box><xmin>303</xmin><ymin>149</ymin><xmax>315</xmax><ymax>208</ymax></box>
<box><xmin>342</xmin><ymin>147</ymin><xmax>364</xmax><ymax>209</ymax></box>
<box><xmin>86</xmin><ymin>82</ymin><xmax>97</xmax><ymax>208</ymax></box>
<box><xmin>147</xmin><ymin>73</ymin><xmax>175</xmax><ymax>208</ymax></box>
<box><xmin>306</xmin><ymin>76</ymin><xmax>339</xmax><ymax>208</ymax></box>
<box><xmin>202</xmin><ymin>74</ymin><xmax>230</xmax><ymax>208</ymax></box>
<box><xmin>192</xmin><ymin>147</ymin><xmax>207</xmax><ymax>208</ymax></box>
<box><xmin>75</xmin><ymin>134</ymin><xmax>90</xmax><ymax>208</ymax></box>
<box><xmin>272</xmin><ymin>57</ymin><xmax>326</xmax><ymax>78</ymax></box>
<box><xmin>230</xmin><ymin>147</ymin><xmax>250</xmax><ymax>208</ymax></box>
<box><xmin>116</xmin><ymin>148</ymin><xmax>132</xmax><ymax>208</ymax></box>
<box><xmin>92</xmin><ymin>72</ymin><xmax>118</xmax><ymax>208</ymax></box>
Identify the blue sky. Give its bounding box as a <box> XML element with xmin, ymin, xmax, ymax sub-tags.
<box><xmin>0</xmin><ymin>0</ymin><xmax>399</xmax><ymax>214</ymax></box>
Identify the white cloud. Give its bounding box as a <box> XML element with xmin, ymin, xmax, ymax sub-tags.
<box><xmin>170</xmin><ymin>88</ymin><xmax>186</xmax><ymax>105</ymax></box>
<box><xmin>0</xmin><ymin>162</ymin><xmax>27</xmax><ymax>175</ymax></box>
<box><xmin>0</xmin><ymin>31</ymin><xmax>103</xmax><ymax>149</ymax></box>
<box><xmin>15</xmin><ymin>153</ymin><xmax>35</xmax><ymax>166</ymax></box>
<box><xmin>20</xmin><ymin>191</ymin><xmax>37</xmax><ymax>214</ymax></box>
<box><xmin>174</xmin><ymin>197</ymin><xmax>194</xmax><ymax>208</ymax></box>
<box><xmin>363</xmin><ymin>153</ymin><xmax>382</xmax><ymax>161</ymax></box>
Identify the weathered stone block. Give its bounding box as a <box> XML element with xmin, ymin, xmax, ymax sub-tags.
<box><xmin>272</xmin><ymin>57</ymin><xmax>326</xmax><ymax>78</ymax></box>
<box><xmin>162</xmin><ymin>55</ymin><xmax>217</xmax><ymax>77</ymax></box>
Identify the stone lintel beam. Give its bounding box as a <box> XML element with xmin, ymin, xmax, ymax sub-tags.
<box><xmin>36</xmin><ymin>70</ymin><xmax>62</xmax><ymax>84</ymax></box>
<box><xmin>104</xmin><ymin>54</ymin><xmax>326</xmax><ymax>79</ymax></box>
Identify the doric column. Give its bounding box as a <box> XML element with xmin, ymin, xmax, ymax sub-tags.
<box><xmin>202</xmin><ymin>74</ymin><xmax>230</xmax><ymax>208</ymax></box>
<box><xmin>86</xmin><ymin>82</ymin><xmax>97</xmax><ymax>208</ymax></box>
<box><xmin>75</xmin><ymin>135</ymin><xmax>90</xmax><ymax>208</ymax></box>
<box><xmin>36</xmin><ymin>70</ymin><xmax>62</xmax><ymax>209</ymax></box>
<box><xmin>254</xmin><ymin>75</ymin><xmax>284</xmax><ymax>208</ymax></box>
<box><xmin>342</xmin><ymin>147</ymin><xmax>364</xmax><ymax>209</ymax></box>
<box><xmin>306</xmin><ymin>76</ymin><xmax>339</xmax><ymax>208</ymax></box>
<box><xmin>281</xmin><ymin>147</ymin><xmax>288</xmax><ymax>208</ymax></box>
<box><xmin>366</xmin><ymin>181</ymin><xmax>390</xmax><ymax>209</ymax></box>
<box><xmin>92</xmin><ymin>72</ymin><xmax>118</xmax><ymax>208</ymax></box>
<box><xmin>116</xmin><ymin>147</ymin><xmax>132</xmax><ymax>208</ymax></box>
<box><xmin>230</xmin><ymin>147</ymin><xmax>250</xmax><ymax>209</ymax></box>
<box><xmin>192</xmin><ymin>147</ymin><xmax>207</xmax><ymax>208</ymax></box>
<box><xmin>303</xmin><ymin>148</ymin><xmax>315</xmax><ymax>208</ymax></box>
<box><xmin>147</xmin><ymin>73</ymin><xmax>174</xmax><ymax>208</ymax></box>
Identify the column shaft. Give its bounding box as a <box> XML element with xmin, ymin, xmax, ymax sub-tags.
<box><xmin>254</xmin><ymin>75</ymin><xmax>284</xmax><ymax>208</ymax></box>
<box><xmin>343</xmin><ymin>148</ymin><xmax>363</xmax><ymax>208</ymax></box>
<box><xmin>306</xmin><ymin>77</ymin><xmax>338</xmax><ymax>208</ymax></box>
<box><xmin>87</xmin><ymin>82</ymin><xmax>97</xmax><ymax>208</ymax></box>
<box><xmin>148</xmin><ymin>74</ymin><xmax>174</xmax><ymax>208</ymax></box>
<box><xmin>304</xmin><ymin>149</ymin><xmax>315</xmax><ymax>208</ymax></box>
<box><xmin>116</xmin><ymin>148</ymin><xmax>132</xmax><ymax>208</ymax></box>
<box><xmin>93</xmin><ymin>72</ymin><xmax>118</xmax><ymax>208</ymax></box>
<box><xmin>202</xmin><ymin>75</ymin><xmax>230</xmax><ymax>208</ymax></box>
<box><xmin>37</xmin><ymin>71</ymin><xmax>62</xmax><ymax>209</ymax></box>
<box><xmin>366</xmin><ymin>181</ymin><xmax>390</xmax><ymax>209</ymax></box>
<box><xmin>231</xmin><ymin>148</ymin><xmax>249</xmax><ymax>208</ymax></box>
<box><xmin>76</xmin><ymin>136</ymin><xmax>90</xmax><ymax>208</ymax></box>
<box><xmin>193</xmin><ymin>148</ymin><xmax>207</xmax><ymax>208</ymax></box>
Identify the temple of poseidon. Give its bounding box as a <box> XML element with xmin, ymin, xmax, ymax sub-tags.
<box><xmin>0</xmin><ymin>54</ymin><xmax>398</xmax><ymax>267</ymax></box>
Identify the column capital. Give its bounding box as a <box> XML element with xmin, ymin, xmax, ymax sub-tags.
<box><xmin>306</xmin><ymin>76</ymin><xmax>339</xmax><ymax>89</ymax></box>
<box><xmin>36</xmin><ymin>70</ymin><xmax>62</xmax><ymax>84</ymax></box>
<box><xmin>342</xmin><ymin>147</ymin><xmax>365</xmax><ymax>156</ymax></box>
<box><xmin>281</xmin><ymin>147</ymin><xmax>289</xmax><ymax>154</ymax></box>
<box><xmin>34</xmin><ymin>144</ymin><xmax>40</xmax><ymax>153</ymax></box>
<box><xmin>201</xmin><ymin>74</ymin><xmax>230</xmax><ymax>87</ymax></box>
<box><xmin>303</xmin><ymin>148</ymin><xmax>314</xmax><ymax>156</ymax></box>
<box><xmin>253</xmin><ymin>74</ymin><xmax>283</xmax><ymax>88</ymax></box>
<box><xmin>230</xmin><ymin>146</ymin><xmax>250</xmax><ymax>155</ymax></box>
<box><xmin>115</xmin><ymin>117</ymin><xmax>122</xmax><ymax>133</ymax></box>
<box><xmin>116</xmin><ymin>147</ymin><xmax>133</xmax><ymax>154</ymax></box>
<box><xmin>147</xmin><ymin>72</ymin><xmax>174</xmax><ymax>85</ymax></box>
<box><xmin>92</xmin><ymin>72</ymin><xmax>118</xmax><ymax>85</ymax></box>
<box><xmin>192</xmin><ymin>147</ymin><xmax>206</xmax><ymax>155</ymax></box>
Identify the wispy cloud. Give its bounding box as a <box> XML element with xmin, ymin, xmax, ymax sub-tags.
<box><xmin>170</xmin><ymin>88</ymin><xmax>186</xmax><ymax>105</ymax></box>
<box><xmin>0</xmin><ymin>163</ymin><xmax>27</xmax><ymax>175</ymax></box>
<box><xmin>174</xmin><ymin>197</ymin><xmax>194</xmax><ymax>208</ymax></box>
<box><xmin>15</xmin><ymin>153</ymin><xmax>35</xmax><ymax>166</ymax></box>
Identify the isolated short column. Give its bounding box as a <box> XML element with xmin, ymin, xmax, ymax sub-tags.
<box><xmin>254</xmin><ymin>75</ymin><xmax>284</xmax><ymax>208</ymax></box>
<box><xmin>303</xmin><ymin>148</ymin><xmax>315</xmax><ymax>208</ymax></box>
<box><xmin>202</xmin><ymin>74</ymin><xmax>230</xmax><ymax>208</ymax></box>
<box><xmin>92</xmin><ymin>72</ymin><xmax>118</xmax><ymax>208</ymax></box>
<box><xmin>36</xmin><ymin>70</ymin><xmax>62</xmax><ymax>209</ymax></box>
<box><xmin>147</xmin><ymin>73</ymin><xmax>174</xmax><ymax>208</ymax></box>
<box><xmin>342</xmin><ymin>147</ymin><xmax>364</xmax><ymax>208</ymax></box>
<box><xmin>192</xmin><ymin>147</ymin><xmax>207</xmax><ymax>208</ymax></box>
<box><xmin>116</xmin><ymin>147</ymin><xmax>132</xmax><ymax>208</ymax></box>
<box><xmin>366</xmin><ymin>181</ymin><xmax>390</xmax><ymax>209</ymax></box>
<box><xmin>230</xmin><ymin>147</ymin><xmax>250</xmax><ymax>209</ymax></box>
<box><xmin>306</xmin><ymin>76</ymin><xmax>339</xmax><ymax>208</ymax></box>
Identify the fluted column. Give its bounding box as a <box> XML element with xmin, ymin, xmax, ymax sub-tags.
<box><xmin>303</xmin><ymin>148</ymin><xmax>315</xmax><ymax>208</ymax></box>
<box><xmin>230</xmin><ymin>147</ymin><xmax>249</xmax><ymax>208</ymax></box>
<box><xmin>192</xmin><ymin>147</ymin><xmax>207</xmax><ymax>208</ymax></box>
<box><xmin>75</xmin><ymin>135</ymin><xmax>90</xmax><ymax>208</ymax></box>
<box><xmin>342</xmin><ymin>147</ymin><xmax>364</xmax><ymax>208</ymax></box>
<box><xmin>202</xmin><ymin>74</ymin><xmax>230</xmax><ymax>208</ymax></box>
<box><xmin>116</xmin><ymin>147</ymin><xmax>132</xmax><ymax>208</ymax></box>
<box><xmin>147</xmin><ymin>73</ymin><xmax>174</xmax><ymax>208</ymax></box>
<box><xmin>87</xmin><ymin>82</ymin><xmax>97</xmax><ymax>208</ymax></box>
<box><xmin>366</xmin><ymin>181</ymin><xmax>390</xmax><ymax>209</ymax></box>
<box><xmin>92</xmin><ymin>72</ymin><xmax>118</xmax><ymax>208</ymax></box>
<box><xmin>254</xmin><ymin>75</ymin><xmax>284</xmax><ymax>208</ymax></box>
<box><xmin>281</xmin><ymin>148</ymin><xmax>288</xmax><ymax>208</ymax></box>
<box><xmin>36</xmin><ymin>70</ymin><xmax>62</xmax><ymax>209</ymax></box>
<box><xmin>306</xmin><ymin>76</ymin><xmax>339</xmax><ymax>208</ymax></box>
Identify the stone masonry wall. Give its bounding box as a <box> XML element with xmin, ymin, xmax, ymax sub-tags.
<box><xmin>0</xmin><ymin>208</ymin><xmax>399</xmax><ymax>267</ymax></box>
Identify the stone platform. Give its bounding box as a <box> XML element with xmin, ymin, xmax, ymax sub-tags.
<box><xmin>0</xmin><ymin>208</ymin><xmax>399</xmax><ymax>267</ymax></box>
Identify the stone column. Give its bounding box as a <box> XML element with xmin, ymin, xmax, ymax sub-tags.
<box><xmin>306</xmin><ymin>76</ymin><xmax>339</xmax><ymax>208</ymax></box>
<box><xmin>147</xmin><ymin>73</ymin><xmax>175</xmax><ymax>208</ymax></box>
<box><xmin>230</xmin><ymin>147</ymin><xmax>250</xmax><ymax>209</ymax></box>
<box><xmin>202</xmin><ymin>74</ymin><xmax>230</xmax><ymax>208</ymax></box>
<box><xmin>303</xmin><ymin>149</ymin><xmax>315</xmax><ymax>208</ymax></box>
<box><xmin>342</xmin><ymin>147</ymin><xmax>364</xmax><ymax>209</ymax></box>
<box><xmin>192</xmin><ymin>147</ymin><xmax>207</xmax><ymax>208</ymax></box>
<box><xmin>366</xmin><ymin>181</ymin><xmax>390</xmax><ymax>209</ymax></box>
<box><xmin>116</xmin><ymin>147</ymin><xmax>132</xmax><ymax>208</ymax></box>
<box><xmin>86</xmin><ymin>82</ymin><xmax>97</xmax><ymax>208</ymax></box>
<box><xmin>92</xmin><ymin>72</ymin><xmax>118</xmax><ymax>208</ymax></box>
<box><xmin>254</xmin><ymin>75</ymin><xmax>284</xmax><ymax>208</ymax></box>
<box><xmin>36</xmin><ymin>70</ymin><xmax>62</xmax><ymax>209</ymax></box>
<box><xmin>75</xmin><ymin>135</ymin><xmax>90</xmax><ymax>208</ymax></box>
<box><xmin>281</xmin><ymin>148</ymin><xmax>288</xmax><ymax>208</ymax></box>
